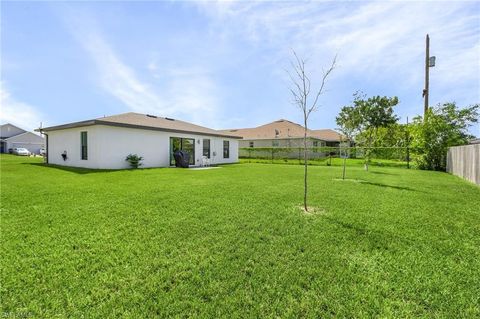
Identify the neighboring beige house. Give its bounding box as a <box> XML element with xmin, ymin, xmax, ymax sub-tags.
<box><xmin>0</xmin><ymin>123</ymin><xmax>45</xmax><ymax>154</ymax></box>
<box><xmin>220</xmin><ymin>119</ymin><xmax>344</xmax><ymax>158</ymax></box>
<box><xmin>469</xmin><ymin>138</ymin><xmax>480</xmax><ymax>145</ymax></box>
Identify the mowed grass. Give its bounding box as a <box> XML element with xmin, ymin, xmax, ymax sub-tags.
<box><xmin>1</xmin><ymin>155</ymin><xmax>479</xmax><ymax>318</ymax></box>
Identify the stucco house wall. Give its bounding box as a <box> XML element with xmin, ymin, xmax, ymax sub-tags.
<box><xmin>47</xmin><ymin>125</ymin><xmax>238</xmax><ymax>169</ymax></box>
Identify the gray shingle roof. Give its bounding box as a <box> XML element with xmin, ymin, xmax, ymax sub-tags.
<box><xmin>220</xmin><ymin>119</ymin><xmax>343</xmax><ymax>142</ymax></box>
<box><xmin>41</xmin><ymin>112</ymin><xmax>241</xmax><ymax>139</ymax></box>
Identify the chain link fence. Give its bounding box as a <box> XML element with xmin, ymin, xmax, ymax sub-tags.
<box><xmin>240</xmin><ymin>146</ymin><xmax>412</xmax><ymax>168</ymax></box>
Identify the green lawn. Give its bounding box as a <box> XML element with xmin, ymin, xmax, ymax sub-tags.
<box><xmin>1</xmin><ymin>155</ymin><xmax>479</xmax><ymax>318</ymax></box>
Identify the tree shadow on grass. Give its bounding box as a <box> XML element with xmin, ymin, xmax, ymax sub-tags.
<box><xmin>368</xmin><ymin>171</ymin><xmax>398</xmax><ymax>176</ymax></box>
<box><xmin>322</xmin><ymin>216</ymin><xmax>418</xmax><ymax>249</ymax></box>
<box><xmin>369</xmin><ymin>161</ymin><xmax>408</xmax><ymax>169</ymax></box>
<box><xmin>359</xmin><ymin>180</ymin><xmax>417</xmax><ymax>192</ymax></box>
<box><xmin>22</xmin><ymin>163</ymin><xmax>125</xmax><ymax>175</ymax></box>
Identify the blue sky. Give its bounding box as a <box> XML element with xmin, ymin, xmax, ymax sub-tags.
<box><xmin>1</xmin><ymin>1</ymin><xmax>479</xmax><ymax>136</ymax></box>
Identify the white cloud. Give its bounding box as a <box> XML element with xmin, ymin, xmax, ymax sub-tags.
<box><xmin>194</xmin><ymin>1</ymin><xmax>480</xmax><ymax>105</ymax></box>
<box><xmin>165</xmin><ymin>67</ymin><xmax>219</xmax><ymax>125</ymax></box>
<box><xmin>147</xmin><ymin>60</ymin><xmax>161</xmax><ymax>79</ymax></box>
<box><xmin>78</xmin><ymin>30</ymin><xmax>172</xmax><ymax>115</ymax></box>
<box><xmin>0</xmin><ymin>83</ymin><xmax>45</xmax><ymax>131</ymax></box>
<box><xmin>52</xmin><ymin>1</ymin><xmax>477</xmax><ymax>131</ymax></box>
<box><xmin>65</xmin><ymin>13</ymin><xmax>223</xmax><ymax>127</ymax></box>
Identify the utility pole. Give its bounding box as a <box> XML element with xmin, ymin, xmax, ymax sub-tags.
<box><xmin>424</xmin><ymin>34</ymin><xmax>429</xmax><ymax>117</ymax></box>
<box><xmin>423</xmin><ymin>34</ymin><xmax>435</xmax><ymax>118</ymax></box>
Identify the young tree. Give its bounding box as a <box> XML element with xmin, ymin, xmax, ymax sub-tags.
<box><xmin>411</xmin><ymin>102</ymin><xmax>479</xmax><ymax>171</ymax></box>
<box><xmin>336</xmin><ymin>105</ymin><xmax>362</xmax><ymax>179</ymax></box>
<box><xmin>287</xmin><ymin>50</ymin><xmax>336</xmax><ymax>212</ymax></box>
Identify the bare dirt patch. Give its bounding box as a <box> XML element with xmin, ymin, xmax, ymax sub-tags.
<box><xmin>297</xmin><ymin>205</ymin><xmax>325</xmax><ymax>215</ymax></box>
<box><xmin>332</xmin><ymin>178</ymin><xmax>366</xmax><ymax>183</ymax></box>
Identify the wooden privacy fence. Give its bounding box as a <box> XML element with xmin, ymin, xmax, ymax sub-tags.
<box><xmin>446</xmin><ymin>144</ymin><xmax>480</xmax><ymax>185</ymax></box>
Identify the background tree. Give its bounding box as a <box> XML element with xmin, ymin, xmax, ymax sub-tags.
<box><xmin>364</xmin><ymin>123</ymin><xmax>410</xmax><ymax>162</ymax></box>
<box><xmin>336</xmin><ymin>93</ymin><xmax>399</xmax><ymax>170</ymax></box>
<box><xmin>338</xmin><ymin>93</ymin><xmax>399</xmax><ymax>171</ymax></box>
<box><xmin>357</xmin><ymin>95</ymin><xmax>399</xmax><ymax>170</ymax></box>
<box><xmin>336</xmin><ymin>105</ymin><xmax>362</xmax><ymax>179</ymax></box>
<box><xmin>369</xmin><ymin>124</ymin><xmax>408</xmax><ymax>148</ymax></box>
<box><xmin>287</xmin><ymin>50</ymin><xmax>336</xmax><ymax>212</ymax></box>
<box><xmin>351</xmin><ymin>123</ymin><xmax>411</xmax><ymax>163</ymax></box>
<box><xmin>411</xmin><ymin>102</ymin><xmax>479</xmax><ymax>171</ymax></box>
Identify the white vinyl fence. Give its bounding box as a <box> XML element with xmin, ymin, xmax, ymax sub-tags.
<box><xmin>446</xmin><ymin>144</ymin><xmax>480</xmax><ymax>185</ymax></box>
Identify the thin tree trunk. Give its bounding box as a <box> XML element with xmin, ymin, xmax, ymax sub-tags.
<box><xmin>365</xmin><ymin>150</ymin><xmax>369</xmax><ymax>171</ymax></box>
<box><xmin>342</xmin><ymin>154</ymin><xmax>346</xmax><ymax>180</ymax></box>
<box><xmin>304</xmin><ymin>116</ymin><xmax>308</xmax><ymax>212</ymax></box>
<box><xmin>365</xmin><ymin>131</ymin><xmax>372</xmax><ymax>171</ymax></box>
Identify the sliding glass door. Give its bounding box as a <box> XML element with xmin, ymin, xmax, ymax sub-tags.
<box><xmin>203</xmin><ymin>139</ymin><xmax>210</xmax><ymax>158</ymax></box>
<box><xmin>181</xmin><ymin>139</ymin><xmax>195</xmax><ymax>165</ymax></box>
<box><xmin>170</xmin><ymin>137</ymin><xmax>195</xmax><ymax>166</ymax></box>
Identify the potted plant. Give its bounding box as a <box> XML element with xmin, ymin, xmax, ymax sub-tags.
<box><xmin>125</xmin><ymin>154</ymin><xmax>143</xmax><ymax>168</ymax></box>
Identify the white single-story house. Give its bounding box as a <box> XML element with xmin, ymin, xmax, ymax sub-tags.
<box><xmin>0</xmin><ymin>123</ymin><xmax>45</xmax><ymax>154</ymax></box>
<box><xmin>39</xmin><ymin>112</ymin><xmax>241</xmax><ymax>169</ymax></box>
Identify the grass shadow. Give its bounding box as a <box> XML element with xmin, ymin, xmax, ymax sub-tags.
<box><xmin>322</xmin><ymin>216</ymin><xmax>418</xmax><ymax>248</ymax></box>
<box><xmin>369</xmin><ymin>162</ymin><xmax>407</xmax><ymax>169</ymax></box>
<box><xmin>369</xmin><ymin>171</ymin><xmax>398</xmax><ymax>176</ymax></box>
<box><xmin>359</xmin><ymin>180</ymin><xmax>416</xmax><ymax>191</ymax></box>
<box><xmin>22</xmin><ymin>163</ymin><xmax>195</xmax><ymax>175</ymax></box>
<box><xmin>23</xmin><ymin>163</ymin><xmax>125</xmax><ymax>175</ymax></box>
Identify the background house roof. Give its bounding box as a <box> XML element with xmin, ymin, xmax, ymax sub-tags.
<box><xmin>41</xmin><ymin>112</ymin><xmax>241</xmax><ymax>139</ymax></box>
<box><xmin>310</xmin><ymin>129</ymin><xmax>344</xmax><ymax>142</ymax></box>
<box><xmin>220</xmin><ymin>119</ymin><xmax>343</xmax><ymax>142</ymax></box>
<box><xmin>469</xmin><ymin>138</ymin><xmax>480</xmax><ymax>145</ymax></box>
<box><xmin>3</xmin><ymin>131</ymin><xmax>45</xmax><ymax>142</ymax></box>
<box><xmin>0</xmin><ymin>123</ymin><xmax>27</xmax><ymax>139</ymax></box>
